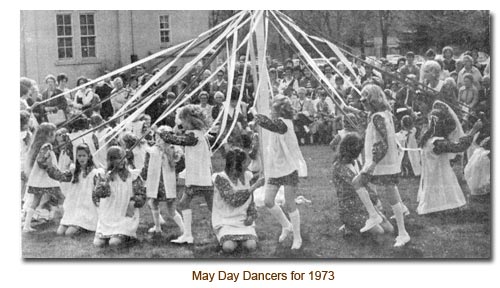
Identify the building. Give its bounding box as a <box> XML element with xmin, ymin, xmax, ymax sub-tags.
<box><xmin>20</xmin><ymin>10</ymin><xmax>210</xmax><ymax>87</ymax></box>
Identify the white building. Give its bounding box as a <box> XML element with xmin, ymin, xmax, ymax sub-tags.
<box><xmin>20</xmin><ymin>10</ymin><xmax>210</xmax><ymax>87</ymax></box>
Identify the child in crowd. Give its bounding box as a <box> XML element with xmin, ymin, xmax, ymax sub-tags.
<box><xmin>417</xmin><ymin>102</ymin><xmax>483</xmax><ymax>215</ymax></box>
<box><xmin>159</xmin><ymin>104</ymin><xmax>213</xmax><ymax>244</ymax></box>
<box><xmin>46</xmin><ymin>143</ymin><xmax>102</xmax><ymax>236</ymax></box>
<box><xmin>92</xmin><ymin>146</ymin><xmax>147</xmax><ymax>248</ymax></box>
<box><xmin>141</xmin><ymin>126</ymin><xmax>185</xmax><ymax>235</ymax></box>
<box><xmin>396</xmin><ymin>116</ymin><xmax>421</xmax><ymax>177</ymax></box>
<box><xmin>252</xmin><ymin>95</ymin><xmax>307</xmax><ymax>250</ymax></box>
<box><xmin>212</xmin><ymin>148</ymin><xmax>265</xmax><ymax>253</ymax></box>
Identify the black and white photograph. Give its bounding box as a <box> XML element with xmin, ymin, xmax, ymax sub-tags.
<box><xmin>19</xmin><ymin>9</ymin><xmax>491</xmax><ymax>259</ymax></box>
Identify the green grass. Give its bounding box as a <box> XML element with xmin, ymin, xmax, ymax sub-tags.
<box><xmin>22</xmin><ymin>145</ymin><xmax>491</xmax><ymax>259</ymax></box>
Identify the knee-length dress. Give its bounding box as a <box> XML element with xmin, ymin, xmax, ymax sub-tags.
<box><xmin>212</xmin><ymin>171</ymin><xmax>258</xmax><ymax>243</ymax></box>
<box><xmin>47</xmin><ymin>166</ymin><xmax>103</xmax><ymax>231</ymax></box>
<box><xmin>417</xmin><ymin>136</ymin><xmax>473</xmax><ymax>214</ymax></box>
<box><xmin>92</xmin><ymin>170</ymin><xmax>146</xmax><ymax>238</ymax></box>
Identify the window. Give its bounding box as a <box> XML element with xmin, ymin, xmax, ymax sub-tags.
<box><xmin>56</xmin><ymin>14</ymin><xmax>73</xmax><ymax>59</ymax></box>
<box><xmin>80</xmin><ymin>13</ymin><xmax>96</xmax><ymax>58</ymax></box>
<box><xmin>159</xmin><ymin>15</ymin><xmax>170</xmax><ymax>44</ymax></box>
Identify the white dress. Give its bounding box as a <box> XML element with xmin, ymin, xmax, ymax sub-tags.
<box><xmin>364</xmin><ymin>111</ymin><xmax>400</xmax><ymax>175</ymax></box>
<box><xmin>184</xmin><ymin>129</ymin><xmax>213</xmax><ymax>186</ymax></box>
<box><xmin>396</xmin><ymin>128</ymin><xmax>422</xmax><ymax>176</ymax></box>
<box><xmin>265</xmin><ymin>117</ymin><xmax>307</xmax><ymax>178</ymax></box>
<box><xmin>212</xmin><ymin>171</ymin><xmax>257</xmax><ymax>242</ymax></box>
<box><xmin>95</xmin><ymin>170</ymin><xmax>142</xmax><ymax>238</ymax></box>
<box><xmin>57</xmin><ymin>149</ymin><xmax>73</xmax><ymax>197</ymax></box>
<box><xmin>61</xmin><ymin>168</ymin><xmax>102</xmax><ymax>231</ymax></box>
<box><xmin>464</xmin><ymin>147</ymin><xmax>490</xmax><ymax>196</ymax></box>
<box><xmin>417</xmin><ymin>137</ymin><xmax>466</xmax><ymax>214</ymax></box>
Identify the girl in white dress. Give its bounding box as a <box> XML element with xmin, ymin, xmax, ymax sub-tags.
<box><xmin>253</xmin><ymin>95</ymin><xmax>307</xmax><ymax>250</ymax></box>
<box><xmin>23</xmin><ymin>123</ymin><xmax>64</xmax><ymax>232</ymax></box>
<box><xmin>92</xmin><ymin>146</ymin><xmax>147</xmax><ymax>248</ymax></box>
<box><xmin>417</xmin><ymin>103</ymin><xmax>483</xmax><ymax>215</ymax></box>
<box><xmin>212</xmin><ymin>148</ymin><xmax>265</xmax><ymax>253</ymax></box>
<box><xmin>464</xmin><ymin>137</ymin><xmax>490</xmax><ymax>196</ymax></box>
<box><xmin>358</xmin><ymin>84</ymin><xmax>409</xmax><ymax>247</ymax></box>
<box><xmin>141</xmin><ymin>126</ymin><xmax>185</xmax><ymax>235</ymax></box>
<box><xmin>159</xmin><ymin>105</ymin><xmax>213</xmax><ymax>244</ymax></box>
<box><xmin>45</xmin><ymin>143</ymin><xmax>102</xmax><ymax>236</ymax></box>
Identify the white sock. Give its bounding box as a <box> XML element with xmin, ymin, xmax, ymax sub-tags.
<box><xmin>391</xmin><ymin>202</ymin><xmax>409</xmax><ymax>237</ymax></box>
<box><xmin>268</xmin><ymin>205</ymin><xmax>291</xmax><ymax>229</ymax></box>
<box><xmin>355</xmin><ymin>187</ymin><xmax>379</xmax><ymax>218</ymax></box>
<box><xmin>181</xmin><ymin>209</ymin><xmax>192</xmax><ymax>237</ymax></box>
<box><xmin>151</xmin><ymin>209</ymin><xmax>161</xmax><ymax>232</ymax></box>
<box><xmin>172</xmin><ymin>211</ymin><xmax>185</xmax><ymax>234</ymax></box>
<box><xmin>24</xmin><ymin>208</ymin><xmax>35</xmax><ymax>230</ymax></box>
<box><xmin>289</xmin><ymin>209</ymin><xmax>302</xmax><ymax>249</ymax></box>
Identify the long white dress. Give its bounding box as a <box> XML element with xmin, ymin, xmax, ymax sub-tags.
<box><xmin>212</xmin><ymin>171</ymin><xmax>257</xmax><ymax>242</ymax></box>
<box><xmin>61</xmin><ymin>168</ymin><xmax>102</xmax><ymax>231</ymax></box>
<box><xmin>417</xmin><ymin>137</ymin><xmax>466</xmax><ymax>214</ymax></box>
<box><xmin>464</xmin><ymin>147</ymin><xmax>490</xmax><ymax>196</ymax></box>
<box><xmin>95</xmin><ymin>170</ymin><xmax>142</xmax><ymax>238</ymax></box>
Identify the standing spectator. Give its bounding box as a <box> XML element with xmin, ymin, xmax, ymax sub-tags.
<box><xmin>94</xmin><ymin>76</ymin><xmax>114</xmax><ymax>120</ymax></box>
<box><xmin>441</xmin><ymin>46</ymin><xmax>456</xmax><ymax>73</ymax></box>
<box><xmin>211</xmin><ymin>70</ymin><xmax>228</xmax><ymax>100</ymax></box>
<box><xmin>37</xmin><ymin>75</ymin><xmax>67</xmax><ymax>123</ymax></box>
<box><xmin>57</xmin><ymin>73</ymin><xmax>72</xmax><ymax>102</ymax></box>
<box><xmin>458</xmin><ymin>73</ymin><xmax>479</xmax><ymax>114</ymax></box>
<box><xmin>398</xmin><ymin>51</ymin><xmax>420</xmax><ymax>79</ymax></box>
<box><xmin>278</xmin><ymin>66</ymin><xmax>298</xmax><ymax>97</ymax></box>
<box><xmin>110</xmin><ymin>77</ymin><xmax>130</xmax><ymax>114</ymax></box>
<box><xmin>292</xmin><ymin>87</ymin><xmax>315</xmax><ymax>145</ymax></box>
<box><xmin>299</xmin><ymin>68</ymin><xmax>318</xmax><ymax>97</ymax></box>
<box><xmin>457</xmin><ymin>55</ymin><xmax>482</xmax><ymax>90</ymax></box>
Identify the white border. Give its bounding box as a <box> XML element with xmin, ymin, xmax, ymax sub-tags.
<box><xmin>3</xmin><ymin>2</ymin><xmax>498</xmax><ymax>288</ymax></box>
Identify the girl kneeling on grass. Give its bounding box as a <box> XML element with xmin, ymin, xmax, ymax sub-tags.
<box><xmin>252</xmin><ymin>95</ymin><xmax>307</xmax><ymax>250</ymax></box>
<box><xmin>45</xmin><ymin>143</ymin><xmax>102</xmax><ymax>236</ymax></box>
<box><xmin>92</xmin><ymin>146</ymin><xmax>147</xmax><ymax>248</ymax></box>
<box><xmin>141</xmin><ymin>125</ymin><xmax>185</xmax><ymax>235</ymax></box>
<box><xmin>212</xmin><ymin>147</ymin><xmax>265</xmax><ymax>253</ymax></box>
<box><xmin>332</xmin><ymin>133</ymin><xmax>393</xmax><ymax>238</ymax></box>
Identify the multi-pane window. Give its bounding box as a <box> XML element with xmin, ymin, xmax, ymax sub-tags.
<box><xmin>56</xmin><ymin>14</ymin><xmax>73</xmax><ymax>59</ymax></box>
<box><xmin>159</xmin><ymin>15</ymin><xmax>170</xmax><ymax>44</ymax></box>
<box><xmin>80</xmin><ymin>13</ymin><xmax>96</xmax><ymax>58</ymax></box>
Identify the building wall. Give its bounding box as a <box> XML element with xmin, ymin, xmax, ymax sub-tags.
<box><xmin>20</xmin><ymin>10</ymin><xmax>210</xmax><ymax>90</ymax></box>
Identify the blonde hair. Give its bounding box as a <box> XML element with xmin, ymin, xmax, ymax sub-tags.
<box><xmin>361</xmin><ymin>84</ymin><xmax>391</xmax><ymax>112</ymax></box>
<box><xmin>422</xmin><ymin>60</ymin><xmax>441</xmax><ymax>79</ymax></box>
<box><xmin>177</xmin><ymin>104</ymin><xmax>209</xmax><ymax>130</ymax></box>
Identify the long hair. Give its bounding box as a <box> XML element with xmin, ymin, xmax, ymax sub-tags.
<box><xmin>27</xmin><ymin>122</ymin><xmax>56</xmax><ymax>170</ymax></box>
<box><xmin>72</xmin><ymin>143</ymin><xmax>95</xmax><ymax>184</ymax></box>
<box><xmin>224</xmin><ymin>147</ymin><xmax>247</xmax><ymax>180</ymax></box>
<box><xmin>177</xmin><ymin>104</ymin><xmax>209</xmax><ymax>130</ymax></box>
<box><xmin>360</xmin><ymin>84</ymin><xmax>391</xmax><ymax>113</ymax></box>
<box><xmin>419</xmin><ymin>108</ymin><xmax>456</xmax><ymax>148</ymax></box>
<box><xmin>106</xmin><ymin>146</ymin><xmax>129</xmax><ymax>181</ymax></box>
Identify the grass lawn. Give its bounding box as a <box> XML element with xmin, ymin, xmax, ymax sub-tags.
<box><xmin>22</xmin><ymin>145</ymin><xmax>491</xmax><ymax>259</ymax></box>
